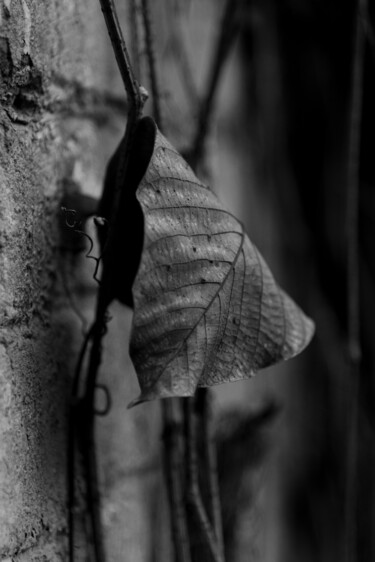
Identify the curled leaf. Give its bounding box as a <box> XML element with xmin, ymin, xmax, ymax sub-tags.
<box><xmin>126</xmin><ymin>118</ymin><xmax>314</xmax><ymax>406</ymax></box>
<box><xmin>99</xmin><ymin>117</ymin><xmax>156</xmax><ymax>307</ymax></box>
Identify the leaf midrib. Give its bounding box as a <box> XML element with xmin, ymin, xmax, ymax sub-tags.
<box><xmin>136</xmin><ymin>223</ymin><xmax>246</xmax><ymax>391</ymax></box>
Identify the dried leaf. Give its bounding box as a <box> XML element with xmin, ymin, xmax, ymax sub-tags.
<box><xmin>127</xmin><ymin>118</ymin><xmax>314</xmax><ymax>406</ymax></box>
<box><xmin>99</xmin><ymin>118</ymin><xmax>156</xmax><ymax>308</ymax></box>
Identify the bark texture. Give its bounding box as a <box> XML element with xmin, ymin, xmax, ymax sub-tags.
<box><xmin>0</xmin><ymin>1</ymin><xmax>167</xmax><ymax>560</ymax></box>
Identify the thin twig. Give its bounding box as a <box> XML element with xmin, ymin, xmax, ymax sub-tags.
<box><xmin>61</xmin><ymin>259</ymin><xmax>90</xmax><ymax>336</ymax></box>
<box><xmin>129</xmin><ymin>0</ymin><xmax>142</xmax><ymax>81</ymax></box>
<box><xmin>68</xmin><ymin>402</ymin><xmax>77</xmax><ymax>561</ymax></box>
<box><xmin>345</xmin><ymin>0</ymin><xmax>365</xmax><ymax>561</ymax></box>
<box><xmin>98</xmin><ymin>0</ymin><xmax>142</xmax><ymax>113</ymax></box>
<box><xmin>68</xmin><ymin>327</ymin><xmax>95</xmax><ymax>560</ymax></box>
<box><xmin>162</xmin><ymin>401</ymin><xmax>192</xmax><ymax>562</ymax></box>
<box><xmin>141</xmin><ymin>0</ymin><xmax>164</xmax><ymax>128</ymax></box>
<box><xmin>189</xmin><ymin>0</ymin><xmax>242</xmax><ymax>168</ymax></box>
<box><xmin>83</xmin><ymin>408</ymin><xmax>106</xmax><ymax>562</ymax></box>
<box><xmin>97</xmin><ymin>0</ymin><xmax>146</xmax><ymax>262</ymax></box>
<box><xmin>75</xmin><ymin>322</ymin><xmax>106</xmax><ymax>562</ymax></box>
<box><xmin>199</xmin><ymin>392</ymin><xmax>224</xmax><ymax>554</ymax></box>
<box><xmin>97</xmin><ymin>0</ymin><xmax>146</xmax><ymax>224</ymax></box>
<box><xmin>184</xmin><ymin>399</ymin><xmax>224</xmax><ymax>562</ymax></box>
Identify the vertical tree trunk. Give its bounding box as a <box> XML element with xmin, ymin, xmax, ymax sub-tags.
<box><xmin>0</xmin><ymin>2</ymin><xmax>100</xmax><ymax>559</ymax></box>
<box><xmin>0</xmin><ymin>2</ymin><xmax>169</xmax><ymax>560</ymax></box>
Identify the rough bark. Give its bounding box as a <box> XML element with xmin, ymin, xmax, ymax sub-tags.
<box><xmin>0</xmin><ymin>2</ymin><xmax>168</xmax><ymax>560</ymax></box>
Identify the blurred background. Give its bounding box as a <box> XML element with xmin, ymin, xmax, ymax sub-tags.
<box><xmin>126</xmin><ymin>1</ymin><xmax>374</xmax><ymax>561</ymax></box>
<box><xmin>56</xmin><ymin>0</ymin><xmax>375</xmax><ymax>560</ymax></box>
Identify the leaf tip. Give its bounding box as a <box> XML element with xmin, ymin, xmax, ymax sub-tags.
<box><xmin>127</xmin><ymin>389</ymin><xmax>174</xmax><ymax>409</ymax></box>
<box><xmin>305</xmin><ymin>314</ymin><xmax>316</xmax><ymax>344</ymax></box>
<box><xmin>283</xmin><ymin>311</ymin><xmax>316</xmax><ymax>362</ymax></box>
<box><xmin>299</xmin><ymin>312</ymin><xmax>315</xmax><ymax>351</ymax></box>
<box><xmin>127</xmin><ymin>395</ymin><xmax>146</xmax><ymax>409</ymax></box>
<box><xmin>127</xmin><ymin>385</ymin><xmax>196</xmax><ymax>408</ymax></box>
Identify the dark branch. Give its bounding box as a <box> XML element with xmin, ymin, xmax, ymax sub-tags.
<box><xmin>98</xmin><ymin>0</ymin><xmax>144</xmax><ymax>115</ymax></box>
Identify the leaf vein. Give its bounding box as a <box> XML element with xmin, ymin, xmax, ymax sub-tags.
<box><xmin>204</xmin><ymin>259</ymin><xmax>237</xmax><ymax>383</ymax></box>
<box><xmin>135</xmin><ymin>305</ymin><xmax>207</xmax><ymax>329</ymax></box>
<box><xmin>146</xmin><ymin>226</ymin><xmax>245</xmax><ymax>389</ymax></box>
<box><xmin>146</xmin><ymin>230</ymin><xmax>243</xmax><ymax>252</ymax></box>
<box><xmin>142</xmin><ymin>257</ymin><xmax>234</xmax><ymax>277</ymax></box>
<box><xmin>231</xmin><ymin>248</ymin><xmax>246</xmax><ymax>356</ymax></box>
<box><xmin>147</xmin><ymin>176</ymin><xmax>206</xmax><ymax>190</ymax></box>
<box><xmin>252</xmin><ymin>246</ymin><xmax>264</xmax><ymax>365</ymax></box>
<box><xmin>147</xmin><ymin>204</ymin><xmax>240</xmax><ymax>222</ymax></box>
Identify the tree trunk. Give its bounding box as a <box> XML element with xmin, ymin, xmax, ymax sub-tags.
<box><xmin>0</xmin><ymin>2</ymin><xmax>169</xmax><ymax>560</ymax></box>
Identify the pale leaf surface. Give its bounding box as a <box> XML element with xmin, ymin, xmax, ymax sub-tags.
<box><xmin>129</xmin><ymin>124</ymin><xmax>314</xmax><ymax>406</ymax></box>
